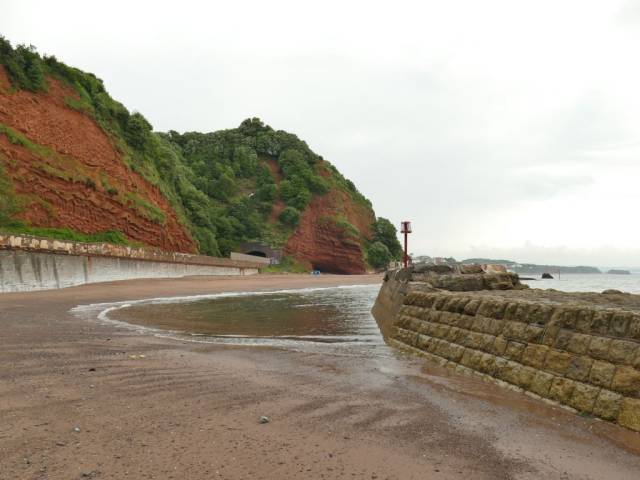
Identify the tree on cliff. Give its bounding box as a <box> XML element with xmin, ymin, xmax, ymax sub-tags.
<box><xmin>372</xmin><ymin>218</ymin><xmax>403</xmax><ymax>260</ymax></box>
<box><xmin>367</xmin><ymin>241</ymin><xmax>392</xmax><ymax>269</ymax></box>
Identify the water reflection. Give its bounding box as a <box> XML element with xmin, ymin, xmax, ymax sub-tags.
<box><xmin>108</xmin><ymin>285</ymin><xmax>384</xmax><ymax>347</ymax></box>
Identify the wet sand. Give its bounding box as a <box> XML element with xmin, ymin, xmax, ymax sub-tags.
<box><xmin>2</xmin><ymin>273</ymin><xmax>640</xmax><ymax>479</ymax></box>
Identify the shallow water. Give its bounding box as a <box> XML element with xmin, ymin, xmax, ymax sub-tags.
<box><xmin>73</xmin><ymin>284</ymin><xmax>388</xmax><ymax>356</ymax></box>
<box><xmin>522</xmin><ymin>273</ymin><xmax>640</xmax><ymax>293</ymax></box>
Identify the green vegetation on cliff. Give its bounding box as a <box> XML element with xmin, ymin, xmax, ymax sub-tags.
<box><xmin>366</xmin><ymin>218</ymin><xmax>403</xmax><ymax>269</ymax></box>
<box><xmin>0</xmin><ymin>37</ymin><xmax>383</xmax><ymax>262</ymax></box>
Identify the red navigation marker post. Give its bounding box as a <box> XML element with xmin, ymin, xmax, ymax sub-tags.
<box><xmin>400</xmin><ymin>221</ymin><xmax>412</xmax><ymax>268</ymax></box>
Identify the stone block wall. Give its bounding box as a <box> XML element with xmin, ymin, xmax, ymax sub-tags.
<box><xmin>390</xmin><ymin>290</ymin><xmax>640</xmax><ymax>431</ymax></box>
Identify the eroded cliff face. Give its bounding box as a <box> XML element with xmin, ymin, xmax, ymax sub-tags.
<box><xmin>285</xmin><ymin>186</ymin><xmax>375</xmax><ymax>274</ymax></box>
<box><xmin>0</xmin><ymin>67</ymin><xmax>195</xmax><ymax>252</ymax></box>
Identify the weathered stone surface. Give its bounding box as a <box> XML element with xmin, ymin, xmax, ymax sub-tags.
<box><xmin>523</xmin><ymin>325</ymin><xmax>544</xmax><ymax>343</ymax></box>
<box><xmin>453</xmin><ymin>297</ymin><xmax>471</xmax><ymax>314</ymax></box>
<box><xmin>588</xmin><ymin>337</ymin><xmax>612</xmax><ymax>361</ymax></box>
<box><xmin>505</xmin><ymin>341</ymin><xmax>525</xmax><ymax>362</ymax></box>
<box><xmin>413</xmin><ymin>263</ymin><xmax>453</xmax><ymax>274</ymax></box>
<box><xmin>528</xmin><ymin>304</ymin><xmax>554</xmax><ymax>325</ymax></box>
<box><xmin>569</xmin><ymin>383</ymin><xmax>599</xmax><ymax>413</ymax></box>
<box><xmin>521</xmin><ymin>344</ymin><xmax>549</xmax><ymax>369</ymax></box>
<box><xmin>530</xmin><ymin>371</ymin><xmax>554</xmax><ymax>397</ymax></box>
<box><xmin>469</xmin><ymin>350</ymin><xmax>485</xmax><ymax>370</ymax></box>
<box><xmin>477</xmin><ymin>299</ymin><xmax>508</xmax><ymax>319</ymax></box>
<box><xmin>478</xmin><ymin>353</ymin><xmax>497</xmax><ymax>375</ymax></box>
<box><xmin>556</xmin><ymin>308</ymin><xmax>579</xmax><ymax>330</ymax></box>
<box><xmin>463</xmin><ymin>299</ymin><xmax>481</xmax><ymax>316</ymax></box>
<box><xmin>503</xmin><ymin>321</ymin><xmax>527</xmax><ymax>341</ymax></box>
<box><xmin>629</xmin><ymin>316</ymin><xmax>640</xmax><ymax>341</ymax></box>
<box><xmin>500</xmin><ymin>361</ymin><xmax>522</xmax><ymax>385</ymax></box>
<box><xmin>434</xmin><ymin>324</ymin><xmax>451</xmax><ymax>339</ymax></box>
<box><xmin>566</xmin><ymin>356</ymin><xmax>593</xmax><ymax>382</ymax></box>
<box><xmin>483</xmin><ymin>273</ymin><xmax>520</xmax><ymax>290</ymax></box>
<box><xmin>541</xmin><ymin>322</ymin><xmax>561</xmax><ymax>347</ymax></box>
<box><xmin>442</xmin><ymin>297</ymin><xmax>459</xmax><ymax>313</ymax></box>
<box><xmin>486</xmin><ymin>318</ymin><xmax>505</xmax><ymax>336</ymax></box>
<box><xmin>549</xmin><ymin>377</ymin><xmax>576</xmax><ymax>404</ymax></box>
<box><xmin>611</xmin><ymin>366</ymin><xmax>640</xmax><ymax>395</ymax></box>
<box><xmin>593</xmin><ymin>390</ymin><xmax>623</xmax><ymax>421</ymax></box>
<box><xmin>471</xmin><ymin>316</ymin><xmax>491</xmax><ymax>333</ymax></box>
<box><xmin>514</xmin><ymin>303</ymin><xmax>534</xmax><ymax>323</ymax></box>
<box><xmin>449</xmin><ymin>343</ymin><xmax>466</xmax><ymax>362</ymax></box>
<box><xmin>544</xmin><ymin>350</ymin><xmax>573</xmax><ymax>375</ymax></box>
<box><xmin>432</xmin><ymin>274</ymin><xmax>485</xmax><ymax>291</ymax></box>
<box><xmin>460</xmin><ymin>349</ymin><xmax>475</xmax><ymax>368</ymax></box>
<box><xmin>503</xmin><ymin>303</ymin><xmax>519</xmax><ymax>321</ymax></box>
<box><xmin>554</xmin><ymin>330</ymin><xmax>573</xmax><ymax>350</ymax></box>
<box><xmin>515</xmin><ymin>366</ymin><xmax>537</xmax><ymax>389</ymax></box>
<box><xmin>416</xmin><ymin>334</ymin><xmax>432</xmax><ymax>351</ymax></box>
<box><xmin>618</xmin><ymin>398</ymin><xmax>640</xmax><ymax>431</ymax></box>
<box><xmin>591</xmin><ymin>310</ymin><xmax>613</xmax><ymax>335</ymax></box>
<box><xmin>433</xmin><ymin>296</ymin><xmax>448</xmax><ymax>310</ymax></box>
<box><xmin>589</xmin><ymin>360</ymin><xmax>616</xmax><ymax>388</ymax></box>
<box><xmin>575</xmin><ymin>309</ymin><xmax>595</xmax><ymax>333</ymax></box>
<box><xmin>446</xmin><ymin>326</ymin><xmax>462</xmax><ymax>343</ymax></box>
<box><xmin>459</xmin><ymin>264</ymin><xmax>483</xmax><ymax>274</ymax></box>
<box><xmin>566</xmin><ymin>333</ymin><xmax>591</xmax><ymax>355</ymax></box>
<box><xmin>492</xmin><ymin>336</ymin><xmax>508</xmax><ymax>356</ymax></box>
<box><xmin>606</xmin><ymin>339</ymin><xmax>639</xmax><ymax>365</ymax></box>
<box><xmin>610</xmin><ymin>312</ymin><xmax>632</xmax><ymax>337</ymax></box>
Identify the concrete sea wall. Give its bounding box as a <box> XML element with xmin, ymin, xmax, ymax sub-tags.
<box><xmin>373</xmin><ymin>268</ymin><xmax>640</xmax><ymax>432</ymax></box>
<box><xmin>0</xmin><ymin>233</ymin><xmax>261</xmax><ymax>293</ymax></box>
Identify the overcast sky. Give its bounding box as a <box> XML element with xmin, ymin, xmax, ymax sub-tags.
<box><xmin>3</xmin><ymin>0</ymin><xmax>640</xmax><ymax>266</ymax></box>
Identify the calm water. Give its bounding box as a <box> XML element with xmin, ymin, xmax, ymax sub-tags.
<box><xmin>521</xmin><ymin>273</ymin><xmax>640</xmax><ymax>294</ymax></box>
<box><xmin>73</xmin><ymin>285</ymin><xmax>388</xmax><ymax>355</ymax></box>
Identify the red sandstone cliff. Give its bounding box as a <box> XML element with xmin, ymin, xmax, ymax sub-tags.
<box><xmin>0</xmin><ymin>67</ymin><xmax>195</xmax><ymax>252</ymax></box>
<box><xmin>285</xmin><ymin>183</ymin><xmax>375</xmax><ymax>274</ymax></box>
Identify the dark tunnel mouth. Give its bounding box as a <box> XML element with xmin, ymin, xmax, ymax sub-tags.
<box><xmin>245</xmin><ymin>251</ymin><xmax>268</xmax><ymax>258</ymax></box>
<box><xmin>311</xmin><ymin>264</ymin><xmax>350</xmax><ymax>275</ymax></box>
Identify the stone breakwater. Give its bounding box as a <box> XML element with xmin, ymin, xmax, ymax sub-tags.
<box><xmin>372</xmin><ymin>267</ymin><xmax>640</xmax><ymax>432</ymax></box>
<box><xmin>0</xmin><ymin>233</ymin><xmax>262</xmax><ymax>293</ymax></box>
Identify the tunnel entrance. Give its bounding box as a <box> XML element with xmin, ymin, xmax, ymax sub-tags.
<box><xmin>246</xmin><ymin>251</ymin><xmax>268</xmax><ymax>258</ymax></box>
<box><xmin>311</xmin><ymin>263</ymin><xmax>350</xmax><ymax>275</ymax></box>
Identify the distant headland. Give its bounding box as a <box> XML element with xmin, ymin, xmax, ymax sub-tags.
<box><xmin>412</xmin><ymin>256</ymin><xmax>603</xmax><ymax>274</ymax></box>
<box><xmin>607</xmin><ymin>269</ymin><xmax>631</xmax><ymax>275</ymax></box>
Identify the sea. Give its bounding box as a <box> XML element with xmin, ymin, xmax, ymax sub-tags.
<box><xmin>520</xmin><ymin>273</ymin><xmax>640</xmax><ymax>294</ymax></box>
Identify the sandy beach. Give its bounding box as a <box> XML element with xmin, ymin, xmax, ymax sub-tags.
<box><xmin>2</xmin><ymin>273</ymin><xmax>640</xmax><ymax>480</ymax></box>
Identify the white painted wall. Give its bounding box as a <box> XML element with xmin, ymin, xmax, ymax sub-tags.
<box><xmin>0</xmin><ymin>251</ymin><xmax>258</xmax><ymax>293</ymax></box>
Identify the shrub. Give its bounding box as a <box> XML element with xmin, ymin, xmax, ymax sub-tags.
<box><xmin>372</xmin><ymin>217</ymin><xmax>403</xmax><ymax>260</ymax></box>
<box><xmin>367</xmin><ymin>241</ymin><xmax>392</xmax><ymax>269</ymax></box>
<box><xmin>279</xmin><ymin>206</ymin><xmax>300</xmax><ymax>226</ymax></box>
<box><xmin>125</xmin><ymin>112</ymin><xmax>152</xmax><ymax>150</ymax></box>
